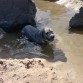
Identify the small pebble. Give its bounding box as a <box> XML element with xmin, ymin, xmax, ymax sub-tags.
<box><xmin>0</xmin><ymin>61</ymin><xmax>3</xmax><ymax>65</ymax></box>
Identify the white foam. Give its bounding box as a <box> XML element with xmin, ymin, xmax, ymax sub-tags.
<box><xmin>56</xmin><ymin>0</ymin><xmax>83</xmax><ymax>11</ymax></box>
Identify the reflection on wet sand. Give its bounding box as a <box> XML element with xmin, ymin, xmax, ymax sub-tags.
<box><xmin>41</xmin><ymin>44</ymin><xmax>54</xmax><ymax>58</ymax></box>
<box><xmin>41</xmin><ymin>44</ymin><xmax>67</xmax><ymax>62</ymax></box>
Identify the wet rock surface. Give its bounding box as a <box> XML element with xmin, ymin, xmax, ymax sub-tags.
<box><xmin>0</xmin><ymin>0</ymin><xmax>36</xmax><ymax>33</ymax></box>
<box><xmin>69</xmin><ymin>7</ymin><xmax>83</xmax><ymax>30</ymax></box>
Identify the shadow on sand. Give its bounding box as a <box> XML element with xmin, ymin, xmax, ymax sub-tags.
<box><xmin>69</xmin><ymin>27</ymin><xmax>83</xmax><ymax>34</ymax></box>
<box><xmin>41</xmin><ymin>44</ymin><xmax>67</xmax><ymax>62</ymax></box>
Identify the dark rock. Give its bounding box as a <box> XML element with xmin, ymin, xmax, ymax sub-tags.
<box><xmin>0</xmin><ymin>61</ymin><xmax>3</xmax><ymax>65</ymax></box>
<box><xmin>69</xmin><ymin>7</ymin><xmax>83</xmax><ymax>30</ymax></box>
<box><xmin>0</xmin><ymin>0</ymin><xmax>36</xmax><ymax>33</ymax></box>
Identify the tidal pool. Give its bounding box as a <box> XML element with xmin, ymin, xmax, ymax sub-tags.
<box><xmin>0</xmin><ymin>0</ymin><xmax>83</xmax><ymax>80</ymax></box>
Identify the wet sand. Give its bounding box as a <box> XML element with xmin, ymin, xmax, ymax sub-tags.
<box><xmin>36</xmin><ymin>1</ymin><xmax>83</xmax><ymax>81</ymax></box>
<box><xmin>35</xmin><ymin>0</ymin><xmax>66</xmax><ymax>19</ymax></box>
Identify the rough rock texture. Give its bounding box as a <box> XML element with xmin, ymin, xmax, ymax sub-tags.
<box><xmin>0</xmin><ymin>0</ymin><xmax>36</xmax><ymax>33</ymax></box>
<box><xmin>69</xmin><ymin>7</ymin><xmax>83</xmax><ymax>29</ymax></box>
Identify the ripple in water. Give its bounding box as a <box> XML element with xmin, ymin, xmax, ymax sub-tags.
<box><xmin>0</xmin><ymin>9</ymin><xmax>66</xmax><ymax>62</ymax></box>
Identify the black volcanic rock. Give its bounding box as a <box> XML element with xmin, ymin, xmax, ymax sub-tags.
<box><xmin>0</xmin><ymin>0</ymin><xmax>36</xmax><ymax>33</ymax></box>
<box><xmin>69</xmin><ymin>7</ymin><xmax>83</xmax><ymax>30</ymax></box>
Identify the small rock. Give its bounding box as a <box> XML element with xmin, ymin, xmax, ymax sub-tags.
<box><xmin>23</xmin><ymin>74</ymin><xmax>30</xmax><ymax>78</ymax></box>
<box><xmin>38</xmin><ymin>60</ymin><xmax>41</xmax><ymax>63</ymax></box>
<box><xmin>26</xmin><ymin>82</ymin><xmax>29</xmax><ymax>83</ymax></box>
<box><xmin>0</xmin><ymin>61</ymin><xmax>3</xmax><ymax>65</ymax></box>
<box><xmin>26</xmin><ymin>61</ymin><xmax>32</xmax><ymax>69</ymax></box>
<box><xmin>3</xmin><ymin>65</ymin><xmax>7</xmax><ymax>70</ymax></box>
<box><xmin>9</xmin><ymin>63</ymin><xmax>14</xmax><ymax>66</ymax></box>
<box><xmin>50</xmin><ymin>67</ymin><xmax>53</xmax><ymax>71</ymax></box>
<box><xmin>40</xmin><ymin>63</ymin><xmax>45</xmax><ymax>68</ymax></box>
<box><xmin>38</xmin><ymin>60</ymin><xmax>44</xmax><ymax>67</ymax></box>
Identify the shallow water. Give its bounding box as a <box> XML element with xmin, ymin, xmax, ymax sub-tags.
<box><xmin>35</xmin><ymin>0</ymin><xmax>83</xmax><ymax>79</ymax></box>
<box><xmin>35</xmin><ymin>0</ymin><xmax>66</xmax><ymax>19</ymax></box>
<box><xmin>0</xmin><ymin>0</ymin><xmax>83</xmax><ymax>78</ymax></box>
<box><xmin>0</xmin><ymin>1</ymin><xmax>68</xmax><ymax>60</ymax></box>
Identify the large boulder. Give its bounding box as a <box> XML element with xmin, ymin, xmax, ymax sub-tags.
<box><xmin>69</xmin><ymin>7</ymin><xmax>83</xmax><ymax>30</ymax></box>
<box><xmin>0</xmin><ymin>0</ymin><xmax>36</xmax><ymax>33</ymax></box>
